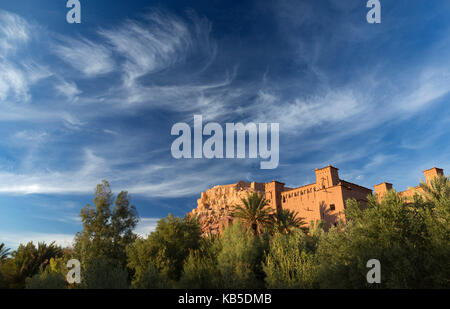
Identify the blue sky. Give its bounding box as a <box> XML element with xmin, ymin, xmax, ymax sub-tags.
<box><xmin>1</xmin><ymin>0</ymin><xmax>450</xmax><ymax>249</ymax></box>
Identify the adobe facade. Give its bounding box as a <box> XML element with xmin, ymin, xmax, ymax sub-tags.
<box><xmin>191</xmin><ymin>165</ymin><xmax>373</xmax><ymax>234</ymax></box>
<box><xmin>191</xmin><ymin>165</ymin><xmax>446</xmax><ymax>235</ymax></box>
<box><xmin>264</xmin><ymin>165</ymin><xmax>372</xmax><ymax>230</ymax></box>
<box><xmin>374</xmin><ymin>167</ymin><xmax>445</xmax><ymax>202</ymax></box>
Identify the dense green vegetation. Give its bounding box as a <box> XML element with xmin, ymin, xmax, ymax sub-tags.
<box><xmin>0</xmin><ymin>176</ymin><xmax>449</xmax><ymax>289</ymax></box>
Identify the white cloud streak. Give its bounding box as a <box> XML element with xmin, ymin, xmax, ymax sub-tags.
<box><xmin>0</xmin><ymin>62</ymin><xmax>29</xmax><ymax>101</ymax></box>
<box><xmin>55</xmin><ymin>80</ymin><xmax>82</xmax><ymax>101</ymax></box>
<box><xmin>0</xmin><ymin>10</ymin><xmax>29</xmax><ymax>55</ymax></box>
<box><xmin>255</xmin><ymin>89</ymin><xmax>364</xmax><ymax>132</ymax></box>
<box><xmin>53</xmin><ymin>37</ymin><xmax>115</xmax><ymax>77</ymax></box>
<box><xmin>99</xmin><ymin>12</ymin><xmax>191</xmax><ymax>83</ymax></box>
<box><xmin>0</xmin><ymin>232</ymin><xmax>74</xmax><ymax>250</ymax></box>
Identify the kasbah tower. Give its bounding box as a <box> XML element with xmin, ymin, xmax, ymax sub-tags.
<box><xmin>264</xmin><ymin>165</ymin><xmax>371</xmax><ymax>231</ymax></box>
<box><xmin>190</xmin><ymin>165</ymin><xmax>446</xmax><ymax>235</ymax></box>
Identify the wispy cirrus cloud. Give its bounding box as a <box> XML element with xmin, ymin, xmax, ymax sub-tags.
<box><xmin>94</xmin><ymin>9</ymin><xmax>221</xmax><ymax>111</ymax></box>
<box><xmin>0</xmin><ymin>231</ymin><xmax>74</xmax><ymax>249</ymax></box>
<box><xmin>0</xmin><ymin>148</ymin><xmax>106</xmax><ymax>195</ymax></box>
<box><xmin>99</xmin><ymin>10</ymin><xmax>216</xmax><ymax>83</ymax></box>
<box><xmin>53</xmin><ymin>37</ymin><xmax>115</xmax><ymax>77</ymax></box>
<box><xmin>0</xmin><ymin>146</ymin><xmax>250</xmax><ymax>199</ymax></box>
<box><xmin>254</xmin><ymin>89</ymin><xmax>364</xmax><ymax>133</ymax></box>
<box><xmin>55</xmin><ymin>80</ymin><xmax>82</xmax><ymax>102</ymax></box>
<box><xmin>0</xmin><ymin>62</ymin><xmax>30</xmax><ymax>101</ymax></box>
<box><xmin>0</xmin><ymin>10</ymin><xmax>30</xmax><ymax>55</ymax></box>
<box><xmin>0</xmin><ymin>11</ymin><xmax>51</xmax><ymax>103</ymax></box>
<box><xmin>99</xmin><ymin>12</ymin><xmax>190</xmax><ymax>82</ymax></box>
<box><xmin>395</xmin><ymin>67</ymin><xmax>450</xmax><ymax>113</ymax></box>
<box><xmin>13</xmin><ymin>130</ymin><xmax>48</xmax><ymax>143</ymax></box>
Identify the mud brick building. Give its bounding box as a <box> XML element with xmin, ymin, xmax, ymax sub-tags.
<box><xmin>191</xmin><ymin>165</ymin><xmax>446</xmax><ymax>235</ymax></box>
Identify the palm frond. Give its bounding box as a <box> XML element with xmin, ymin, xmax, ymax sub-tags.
<box><xmin>0</xmin><ymin>243</ymin><xmax>10</xmax><ymax>262</ymax></box>
<box><xmin>232</xmin><ymin>192</ymin><xmax>274</xmax><ymax>235</ymax></box>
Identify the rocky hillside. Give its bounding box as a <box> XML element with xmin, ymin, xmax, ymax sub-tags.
<box><xmin>190</xmin><ymin>181</ymin><xmax>265</xmax><ymax>235</ymax></box>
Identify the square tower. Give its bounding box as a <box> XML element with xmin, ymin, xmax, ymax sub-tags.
<box><xmin>315</xmin><ymin>165</ymin><xmax>339</xmax><ymax>189</ymax></box>
<box><xmin>423</xmin><ymin>167</ymin><xmax>444</xmax><ymax>185</ymax></box>
<box><xmin>264</xmin><ymin>180</ymin><xmax>285</xmax><ymax>213</ymax></box>
<box><xmin>374</xmin><ymin>182</ymin><xmax>393</xmax><ymax>201</ymax></box>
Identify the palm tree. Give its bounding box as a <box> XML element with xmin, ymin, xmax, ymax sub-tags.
<box><xmin>232</xmin><ymin>192</ymin><xmax>274</xmax><ymax>235</ymax></box>
<box><xmin>0</xmin><ymin>243</ymin><xmax>10</xmax><ymax>262</ymax></box>
<box><xmin>12</xmin><ymin>241</ymin><xmax>63</xmax><ymax>284</ymax></box>
<box><xmin>418</xmin><ymin>175</ymin><xmax>450</xmax><ymax>203</ymax></box>
<box><xmin>273</xmin><ymin>209</ymin><xmax>306</xmax><ymax>234</ymax></box>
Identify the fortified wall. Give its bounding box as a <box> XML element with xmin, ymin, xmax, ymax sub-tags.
<box><xmin>190</xmin><ymin>165</ymin><xmax>373</xmax><ymax>235</ymax></box>
<box><xmin>191</xmin><ymin>180</ymin><xmax>265</xmax><ymax>235</ymax></box>
<box><xmin>264</xmin><ymin>165</ymin><xmax>372</xmax><ymax>231</ymax></box>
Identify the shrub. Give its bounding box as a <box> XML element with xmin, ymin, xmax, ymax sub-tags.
<box><xmin>134</xmin><ymin>264</ymin><xmax>173</xmax><ymax>289</ymax></box>
<box><xmin>81</xmin><ymin>258</ymin><xmax>129</xmax><ymax>289</ymax></box>
<box><xmin>26</xmin><ymin>272</ymin><xmax>66</xmax><ymax>289</ymax></box>
<box><xmin>316</xmin><ymin>191</ymin><xmax>450</xmax><ymax>288</ymax></box>
<box><xmin>263</xmin><ymin>229</ymin><xmax>319</xmax><ymax>288</ymax></box>
<box><xmin>178</xmin><ymin>251</ymin><xmax>218</xmax><ymax>288</ymax></box>
<box><xmin>127</xmin><ymin>214</ymin><xmax>202</xmax><ymax>286</ymax></box>
<box><xmin>216</xmin><ymin>222</ymin><xmax>267</xmax><ymax>288</ymax></box>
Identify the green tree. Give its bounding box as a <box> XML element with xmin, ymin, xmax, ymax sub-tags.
<box><xmin>178</xmin><ymin>235</ymin><xmax>221</xmax><ymax>289</ymax></box>
<box><xmin>178</xmin><ymin>251</ymin><xmax>217</xmax><ymax>289</ymax></box>
<box><xmin>10</xmin><ymin>241</ymin><xmax>63</xmax><ymax>288</ymax></box>
<box><xmin>273</xmin><ymin>209</ymin><xmax>306</xmax><ymax>235</ymax></box>
<box><xmin>135</xmin><ymin>264</ymin><xmax>173</xmax><ymax>289</ymax></box>
<box><xmin>0</xmin><ymin>242</ymin><xmax>63</xmax><ymax>288</ymax></box>
<box><xmin>263</xmin><ymin>229</ymin><xmax>319</xmax><ymax>288</ymax></box>
<box><xmin>216</xmin><ymin>222</ymin><xmax>267</xmax><ymax>288</ymax></box>
<box><xmin>316</xmin><ymin>189</ymin><xmax>450</xmax><ymax>288</ymax></box>
<box><xmin>25</xmin><ymin>250</ymin><xmax>74</xmax><ymax>289</ymax></box>
<box><xmin>0</xmin><ymin>243</ymin><xmax>10</xmax><ymax>262</ymax></box>
<box><xmin>26</xmin><ymin>271</ymin><xmax>66</xmax><ymax>289</ymax></box>
<box><xmin>308</xmin><ymin>220</ymin><xmax>324</xmax><ymax>238</ymax></box>
<box><xmin>0</xmin><ymin>259</ymin><xmax>20</xmax><ymax>289</ymax></box>
<box><xmin>80</xmin><ymin>257</ymin><xmax>129</xmax><ymax>289</ymax></box>
<box><xmin>127</xmin><ymin>214</ymin><xmax>201</xmax><ymax>286</ymax></box>
<box><xmin>73</xmin><ymin>181</ymin><xmax>139</xmax><ymax>272</ymax></box>
<box><xmin>417</xmin><ymin>176</ymin><xmax>450</xmax><ymax>287</ymax></box>
<box><xmin>233</xmin><ymin>193</ymin><xmax>273</xmax><ymax>235</ymax></box>
<box><xmin>419</xmin><ymin>175</ymin><xmax>450</xmax><ymax>204</ymax></box>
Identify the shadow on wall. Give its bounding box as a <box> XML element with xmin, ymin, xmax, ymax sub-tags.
<box><xmin>319</xmin><ymin>201</ymin><xmax>339</xmax><ymax>231</ymax></box>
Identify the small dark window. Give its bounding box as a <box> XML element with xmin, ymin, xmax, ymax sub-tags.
<box><xmin>330</xmin><ymin>204</ymin><xmax>336</xmax><ymax>211</ymax></box>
